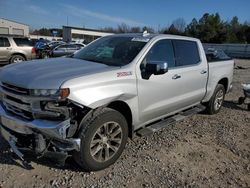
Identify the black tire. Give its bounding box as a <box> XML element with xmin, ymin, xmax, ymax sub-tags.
<box><xmin>10</xmin><ymin>55</ymin><xmax>25</xmax><ymax>63</ymax></box>
<box><xmin>248</xmin><ymin>103</ymin><xmax>250</xmax><ymax>111</ymax></box>
<box><xmin>73</xmin><ymin>108</ymin><xmax>128</xmax><ymax>171</ymax></box>
<box><xmin>205</xmin><ymin>84</ymin><xmax>225</xmax><ymax>115</ymax></box>
<box><xmin>238</xmin><ymin>97</ymin><xmax>245</xmax><ymax>105</ymax></box>
<box><xmin>41</xmin><ymin>52</ymin><xmax>49</xmax><ymax>59</ymax></box>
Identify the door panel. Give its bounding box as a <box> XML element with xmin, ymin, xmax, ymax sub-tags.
<box><xmin>53</xmin><ymin>47</ymin><xmax>67</xmax><ymax>57</ymax></box>
<box><xmin>137</xmin><ymin>39</ymin><xmax>207</xmax><ymax>124</ymax></box>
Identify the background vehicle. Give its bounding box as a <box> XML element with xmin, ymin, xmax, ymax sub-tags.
<box><xmin>50</xmin><ymin>43</ymin><xmax>85</xmax><ymax>57</ymax></box>
<box><xmin>204</xmin><ymin>47</ymin><xmax>232</xmax><ymax>62</ymax></box>
<box><xmin>0</xmin><ymin>34</ymin><xmax>234</xmax><ymax>171</ymax></box>
<box><xmin>35</xmin><ymin>41</ymin><xmax>66</xmax><ymax>59</ymax></box>
<box><xmin>0</xmin><ymin>35</ymin><xmax>36</xmax><ymax>64</ymax></box>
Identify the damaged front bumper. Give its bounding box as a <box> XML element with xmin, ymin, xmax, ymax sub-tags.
<box><xmin>0</xmin><ymin>103</ymin><xmax>80</xmax><ymax>163</ymax></box>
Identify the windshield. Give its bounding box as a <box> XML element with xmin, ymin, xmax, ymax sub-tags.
<box><xmin>72</xmin><ymin>36</ymin><xmax>148</xmax><ymax>66</ymax></box>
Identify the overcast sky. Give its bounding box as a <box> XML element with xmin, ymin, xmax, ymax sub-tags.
<box><xmin>0</xmin><ymin>0</ymin><xmax>249</xmax><ymax>30</ymax></box>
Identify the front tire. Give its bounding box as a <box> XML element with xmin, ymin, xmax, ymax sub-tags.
<box><xmin>205</xmin><ymin>84</ymin><xmax>225</xmax><ymax>114</ymax></box>
<box><xmin>74</xmin><ymin>108</ymin><xmax>128</xmax><ymax>171</ymax></box>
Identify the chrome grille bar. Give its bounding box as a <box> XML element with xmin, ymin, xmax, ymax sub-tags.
<box><xmin>4</xmin><ymin>103</ymin><xmax>32</xmax><ymax>120</ymax></box>
<box><xmin>3</xmin><ymin>97</ymin><xmax>32</xmax><ymax>112</ymax></box>
<box><xmin>2</xmin><ymin>82</ymin><xmax>29</xmax><ymax>95</ymax></box>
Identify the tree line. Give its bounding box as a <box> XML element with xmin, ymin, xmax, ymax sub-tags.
<box><xmin>31</xmin><ymin>13</ymin><xmax>250</xmax><ymax>44</ymax></box>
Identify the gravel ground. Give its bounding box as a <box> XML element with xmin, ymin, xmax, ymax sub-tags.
<box><xmin>0</xmin><ymin>59</ymin><xmax>249</xmax><ymax>188</ymax></box>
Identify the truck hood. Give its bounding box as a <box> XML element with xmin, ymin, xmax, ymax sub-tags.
<box><xmin>0</xmin><ymin>57</ymin><xmax>118</xmax><ymax>89</ymax></box>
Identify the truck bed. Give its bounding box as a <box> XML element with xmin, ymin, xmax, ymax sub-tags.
<box><xmin>203</xmin><ymin>59</ymin><xmax>234</xmax><ymax>102</ymax></box>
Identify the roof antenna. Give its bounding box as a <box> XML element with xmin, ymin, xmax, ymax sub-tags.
<box><xmin>143</xmin><ymin>30</ymin><xmax>149</xmax><ymax>37</ymax></box>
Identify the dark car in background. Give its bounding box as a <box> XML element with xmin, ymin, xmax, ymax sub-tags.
<box><xmin>0</xmin><ymin>35</ymin><xmax>36</xmax><ymax>64</ymax></box>
<box><xmin>50</xmin><ymin>43</ymin><xmax>85</xmax><ymax>57</ymax></box>
<box><xmin>35</xmin><ymin>41</ymin><xmax>65</xmax><ymax>59</ymax></box>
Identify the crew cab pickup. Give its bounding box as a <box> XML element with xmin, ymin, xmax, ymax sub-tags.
<box><xmin>0</xmin><ymin>33</ymin><xmax>234</xmax><ymax>171</ymax></box>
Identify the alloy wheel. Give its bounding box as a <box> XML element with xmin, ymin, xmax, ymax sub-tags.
<box><xmin>214</xmin><ymin>89</ymin><xmax>224</xmax><ymax>111</ymax></box>
<box><xmin>90</xmin><ymin>121</ymin><xmax>123</xmax><ymax>162</ymax></box>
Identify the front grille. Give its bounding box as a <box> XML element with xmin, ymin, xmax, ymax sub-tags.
<box><xmin>1</xmin><ymin>83</ymin><xmax>64</xmax><ymax>121</ymax></box>
<box><xmin>2</xmin><ymin>82</ymin><xmax>29</xmax><ymax>95</ymax></box>
<box><xmin>1</xmin><ymin>83</ymin><xmax>33</xmax><ymax>120</ymax></box>
<box><xmin>4</xmin><ymin>102</ymin><xmax>33</xmax><ymax>120</ymax></box>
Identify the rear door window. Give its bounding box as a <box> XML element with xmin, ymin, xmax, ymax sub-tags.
<box><xmin>13</xmin><ymin>38</ymin><xmax>33</xmax><ymax>46</ymax></box>
<box><xmin>172</xmin><ymin>40</ymin><xmax>200</xmax><ymax>67</ymax></box>
<box><xmin>0</xmin><ymin>37</ymin><xmax>10</xmax><ymax>47</ymax></box>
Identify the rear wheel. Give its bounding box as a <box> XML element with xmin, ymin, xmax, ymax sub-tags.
<box><xmin>41</xmin><ymin>51</ymin><xmax>50</xmax><ymax>59</ymax></box>
<box><xmin>74</xmin><ymin>108</ymin><xmax>128</xmax><ymax>171</ymax></box>
<box><xmin>205</xmin><ymin>84</ymin><xmax>225</xmax><ymax>114</ymax></box>
<box><xmin>10</xmin><ymin>55</ymin><xmax>25</xmax><ymax>63</ymax></box>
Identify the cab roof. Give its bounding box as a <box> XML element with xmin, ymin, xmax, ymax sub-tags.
<box><xmin>108</xmin><ymin>33</ymin><xmax>199</xmax><ymax>42</ymax></box>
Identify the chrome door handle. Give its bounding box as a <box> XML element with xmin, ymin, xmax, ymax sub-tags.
<box><xmin>201</xmin><ymin>70</ymin><xmax>207</xmax><ymax>74</ymax></box>
<box><xmin>6</xmin><ymin>48</ymin><xmax>12</xmax><ymax>50</ymax></box>
<box><xmin>172</xmin><ymin>74</ymin><xmax>181</xmax><ymax>79</ymax></box>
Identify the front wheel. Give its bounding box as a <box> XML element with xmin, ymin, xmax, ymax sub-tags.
<box><xmin>74</xmin><ymin>108</ymin><xmax>128</xmax><ymax>171</ymax></box>
<box><xmin>205</xmin><ymin>84</ymin><xmax>225</xmax><ymax>114</ymax></box>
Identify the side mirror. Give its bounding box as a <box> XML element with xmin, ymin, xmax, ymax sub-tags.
<box><xmin>146</xmin><ymin>61</ymin><xmax>168</xmax><ymax>75</ymax></box>
<box><xmin>141</xmin><ymin>61</ymin><xmax>168</xmax><ymax>79</ymax></box>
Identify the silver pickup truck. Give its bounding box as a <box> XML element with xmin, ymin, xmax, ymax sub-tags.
<box><xmin>0</xmin><ymin>33</ymin><xmax>234</xmax><ymax>171</ymax></box>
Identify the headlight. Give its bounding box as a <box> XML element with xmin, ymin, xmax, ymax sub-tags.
<box><xmin>30</xmin><ymin>89</ymin><xmax>59</xmax><ymax>96</ymax></box>
<box><xmin>30</xmin><ymin>88</ymin><xmax>70</xmax><ymax>99</ymax></box>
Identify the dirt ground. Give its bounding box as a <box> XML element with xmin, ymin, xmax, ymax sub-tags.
<box><xmin>0</xmin><ymin>59</ymin><xmax>249</xmax><ymax>188</ymax></box>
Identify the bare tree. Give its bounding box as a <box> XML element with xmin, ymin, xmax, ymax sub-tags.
<box><xmin>130</xmin><ymin>27</ymin><xmax>141</xmax><ymax>33</ymax></box>
<box><xmin>172</xmin><ymin>18</ymin><xmax>186</xmax><ymax>32</ymax></box>
<box><xmin>117</xmin><ymin>23</ymin><xmax>131</xmax><ymax>33</ymax></box>
<box><xmin>102</xmin><ymin>27</ymin><xmax>117</xmax><ymax>33</ymax></box>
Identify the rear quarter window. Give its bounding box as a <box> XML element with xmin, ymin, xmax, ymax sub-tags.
<box><xmin>0</xmin><ymin>37</ymin><xmax>10</xmax><ymax>47</ymax></box>
<box><xmin>13</xmin><ymin>38</ymin><xmax>33</xmax><ymax>47</ymax></box>
<box><xmin>173</xmin><ymin>40</ymin><xmax>200</xmax><ymax>67</ymax></box>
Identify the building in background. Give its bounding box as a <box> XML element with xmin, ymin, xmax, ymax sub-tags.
<box><xmin>63</xmin><ymin>26</ymin><xmax>113</xmax><ymax>44</ymax></box>
<box><xmin>0</xmin><ymin>18</ymin><xmax>113</xmax><ymax>43</ymax></box>
<box><xmin>0</xmin><ymin>18</ymin><xmax>29</xmax><ymax>36</ymax></box>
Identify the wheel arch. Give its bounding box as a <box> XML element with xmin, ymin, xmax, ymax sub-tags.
<box><xmin>107</xmin><ymin>100</ymin><xmax>133</xmax><ymax>138</ymax></box>
<box><xmin>218</xmin><ymin>77</ymin><xmax>229</xmax><ymax>92</ymax></box>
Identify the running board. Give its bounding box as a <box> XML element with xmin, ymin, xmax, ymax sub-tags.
<box><xmin>136</xmin><ymin>105</ymin><xmax>206</xmax><ymax>136</ymax></box>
